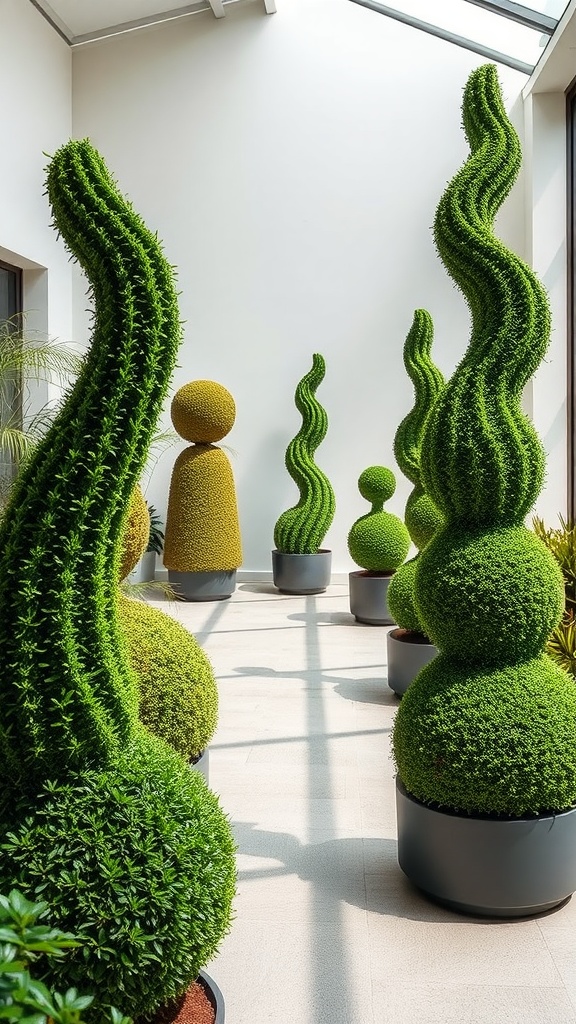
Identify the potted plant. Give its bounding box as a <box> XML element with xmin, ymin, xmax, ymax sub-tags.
<box><xmin>386</xmin><ymin>309</ymin><xmax>444</xmax><ymax>694</ymax></box>
<box><xmin>533</xmin><ymin>514</ymin><xmax>576</xmax><ymax>676</ymax></box>
<box><xmin>126</xmin><ymin>503</ymin><xmax>164</xmax><ymax>584</ymax></box>
<box><xmin>347</xmin><ymin>465</ymin><xmax>410</xmax><ymax>624</ymax></box>
<box><xmin>0</xmin><ymin>139</ymin><xmax>236</xmax><ymax>1016</ymax></box>
<box><xmin>272</xmin><ymin>353</ymin><xmax>335</xmax><ymax>594</ymax></box>
<box><xmin>392</xmin><ymin>64</ymin><xmax>576</xmax><ymax>917</ymax></box>
<box><xmin>163</xmin><ymin>379</ymin><xmax>242</xmax><ymax>601</ymax></box>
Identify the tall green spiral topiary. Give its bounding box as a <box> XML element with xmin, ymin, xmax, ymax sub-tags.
<box><xmin>387</xmin><ymin>309</ymin><xmax>444</xmax><ymax>634</ymax></box>
<box><xmin>393</xmin><ymin>65</ymin><xmax>576</xmax><ymax>818</ymax></box>
<box><xmin>274</xmin><ymin>353</ymin><xmax>335</xmax><ymax>554</ymax></box>
<box><xmin>0</xmin><ymin>139</ymin><xmax>235</xmax><ymax>1018</ymax></box>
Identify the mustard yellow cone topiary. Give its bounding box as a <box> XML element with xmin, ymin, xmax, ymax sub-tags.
<box><xmin>119</xmin><ymin>484</ymin><xmax>150</xmax><ymax>580</ymax></box>
<box><xmin>164</xmin><ymin>380</ymin><xmax>242</xmax><ymax>573</ymax></box>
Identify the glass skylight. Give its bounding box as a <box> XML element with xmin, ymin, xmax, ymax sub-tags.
<box><xmin>348</xmin><ymin>0</ymin><xmax>573</xmax><ymax>75</ymax></box>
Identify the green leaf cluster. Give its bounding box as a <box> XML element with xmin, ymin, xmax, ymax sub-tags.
<box><xmin>274</xmin><ymin>354</ymin><xmax>335</xmax><ymax>554</ymax></box>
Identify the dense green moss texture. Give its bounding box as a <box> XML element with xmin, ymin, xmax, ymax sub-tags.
<box><xmin>347</xmin><ymin>466</ymin><xmax>410</xmax><ymax>572</ymax></box>
<box><xmin>118</xmin><ymin>594</ymin><xmax>218</xmax><ymax>760</ymax></box>
<box><xmin>0</xmin><ymin>140</ymin><xmax>235</xmax><ymax>1017</ymax></box>
<box><xmin>164</xmin><ymin>380</ymin><xmax>242</xmax><ymax>572</ymax></box>
<box><xmin>274</xmin><ymin>353</ymin><xmax>335</xmax><ymax>554</ymax></box>
<box><xmin>393</xmin><ymin>65</ymin><xmax>576</xmax><ymax>818</ymax></box>
<box><xmin>387</xmin><ymin>309</ymin><xmax>444</xmax><ymax>634</ymax></box>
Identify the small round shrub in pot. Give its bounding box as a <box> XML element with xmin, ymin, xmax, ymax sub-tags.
<box><xmin>347</xmin><ymin>465</ymin><xmax>410</xmax><ymax>625</ymax></box>
<box><xmin>386</xmin><ymin>309</ymin><xmax>444</xmax><ymax>694</ymax></box>
<box><xmin>273</xmin><ymin>353</ymin><xmax>335</xmax><ymax>594</ymax></box>
<box><xmin>392</xmin><ymin>64</ymin><xmax>576</xmax><ymax>917</ymax></box>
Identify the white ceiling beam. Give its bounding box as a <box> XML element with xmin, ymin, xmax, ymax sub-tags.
<box><xmin>208</xmin><ymin>0</ymin><xmax>226</xmax><ymax>15</ymax></box>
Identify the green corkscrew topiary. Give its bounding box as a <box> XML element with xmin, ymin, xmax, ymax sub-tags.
<box><xmin>163</xmin><ymin>380</ymin><xmax>242</xmax><ymax>573</ymax></box>
<box><xmin>0</xmin><ymin>139</ymin><xmax>235</xmax><ymax>1018</ymax></box>
<box><xmin>274</xmin><ymin>353</ymin><xmax>335</xmax><ymax>555</ymax></box>
<box><xmin>348</xmin><ymin>466</ymin><xmax>410</xmax><ymax>572</ymax></box>
<box><xmin>387</xmin><ymin>310</ymin><xmax>444</xmax><ymax>634</ymax></box>
<box><xmin>393</xmin><ymin>65</ymin><xmax>576</xmax><ymax>818</ymax></box>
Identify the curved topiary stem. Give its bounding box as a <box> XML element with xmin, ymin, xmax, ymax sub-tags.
<box><xmin>387</xmin><ymin>310</ymin><xmax>444</xmax><ymax>633</ymax></box>
<box><xmin>393</xmin><ymin>65</ymin><xmax>576</xmax><ymax>819</ymax></box>
<box><xmin>0</xmin><ymin>139</ymin><xmax>181</xmax><ymax>797</ymax></box>
<box><xmin>274</xmin><ymin>353</ymin><xmax>335</xmax><ymax>554</ymax></box>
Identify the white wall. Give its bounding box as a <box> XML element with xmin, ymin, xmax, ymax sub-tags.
<box><xmin>0</xmin><ymin>0</ymin><xmax>73</xmax><ymax>355</ymax></box>
<box><xmin>71</xmin><ymin>0</ymin><xmax>529</xmax><ymax>575</ymax></box>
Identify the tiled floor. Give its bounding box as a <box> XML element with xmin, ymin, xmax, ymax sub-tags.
<box><xmin>148</xmin><ymin>582</ymin><xmax>576</xmax><ymax>1024</ymax></box>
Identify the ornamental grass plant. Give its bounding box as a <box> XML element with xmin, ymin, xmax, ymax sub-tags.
<box><xmin>392</xmin><ymin>64</ymin><xmax>576</xmax><ymax>819</ymax></box>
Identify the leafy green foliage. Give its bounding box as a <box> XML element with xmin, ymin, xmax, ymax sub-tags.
<box><xmin>347</xmin><ymin>466</ymin><xmax>410</xmax><ymax>572</ymax></box>
<box><xmin>118</xmin><ymin>595</ymin><xmax>218</xmax><ymax>760</ymax></box>
<box><xmin>387</xmin><ymin>310</ymin><xmax>444</xmax><ymax>634</ymax></box>
<box><xmin>393</xmin><ymin>65</ymin><xmax>576</xmax><ymax>818</ymax></box>
<box><xmin>274</xmin><ymin>354</ymin><xmax>335</xmax><ymax>554</ymax></box>
<box><xmin>533</xmin><ymin>515</ymin><xmax>576</xmax><ymax>675</ymax></box>
<box><xmin>146</xmin><ymin>505</ymin><xmax>165</xmax><ymax>555</ymax></box>
<box><xmin>0</xmin><ymin>736</ymin><xmax>235</xmax><ymax>1020</ymax></box>
<box><xmin>0</xmin><ymin>889</ymin><xmax>130</xmax><ymax>1024</ymax></box>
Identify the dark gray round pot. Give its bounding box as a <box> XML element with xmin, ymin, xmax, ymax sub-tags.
<box><xmin>191</xmin><ymin>747</ymin><xmax>209</xmax><ymax>783</ymax></box>
<box><xmin>396</xmin><ymin>777</ymin><xmax>576</xmax><ymax>917</ymax></box>
<box><xmin>349</xmin><ymin>570</ymin><xmax>394</xmax><ymax>625</ymax></box>
<box><xmin>198</xmin><ymin>970</ymin><xmax>225</xmax><ymax>1024</ymax></box>
<box><xmin>387</xmin><ymin>627</ymin><xmax>438</xmax><ymax>696</ymax></box>
<box><xmin>272</xmin><ymin>549</ymin><xmax>331</xmax><ymax>594</ymax></box>
<box><xmin>168</xmin><ymin>569</ymin><xmax>236</xmax><ymax>601</ymax></box>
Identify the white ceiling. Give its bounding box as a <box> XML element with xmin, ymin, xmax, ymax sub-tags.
<box><xmin>30</xmin><ymin>0</ymin><xmax>276</xmax><ymax>45</ymax></box>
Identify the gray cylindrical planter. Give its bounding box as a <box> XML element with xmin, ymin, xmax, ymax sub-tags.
<box><xmin>387</xmin><ymin>627</ymin><xmax>437</xmax><ymax>696</ymax></box>
<box><xmin>198</xmin><ymin>970</ymin><xmax>225</xmax><ymax>1024</ymax></box>
<box><xmin>396</xmin><ymin>777</ymin><xmax>576</xmax><ymax>917</ymax></box>
<box><xmin>349</xmin><ymin>570</ymin><xmax>394</xmax><ymax>625</ymax></box>
<box><xmin>191</xmin><ymin>747</ymin><xmax>209</xmax><ymax>783</ymax></box>
<box><xmin>272</xmin><ymin>549</ymin><xmax>331</xmax><ymax>594</ymax></box>
<box><xmin>168</xmin><ymin>569</ymin><xmax>236</xmax><ymax>601</ymax></box>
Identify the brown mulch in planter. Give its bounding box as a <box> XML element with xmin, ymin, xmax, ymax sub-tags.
<box><xmin>144</xmin><ymin>981</ymin><xmax>214</xmax><ymax>1024</ymax></box>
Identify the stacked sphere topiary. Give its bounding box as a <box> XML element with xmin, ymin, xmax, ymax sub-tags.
<box><xmin>274</xmin><ymin>353</ymin><xmax>335</xmax><ymax>555</ymax></box>
<box><xmin>392</xmin><ymin>64</ymin><xmax>576</xmax><ymax>819</ymax></box>
<box><xmin>0</xmin><ymin>139</ymin><xmax>235</xmax><ymax>1019</ymax></box>
<box><xmin>163</xmin><ymin>380</ymin><xmax>242</xmax><ymax>573</ymax></box>
<box><xmin>387</xmin><ymin>309</ymin><xmax>444</xmax><ymax>635</ymax></box>
<box><xmin>348</xmin><ymin>466</ymin><xmax>410</xmax><ymax>572</ymax></box>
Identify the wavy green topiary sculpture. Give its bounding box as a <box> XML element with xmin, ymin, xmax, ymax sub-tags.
<box><xmin>274</xmin><ymin>353</ymin><xmax>335</xmax><ymax>554</ymax></box>
<box><xmin>387</xmin><ymin>309</ymin><xmax>444</xmax><ymax>634</ymax></box>
<box><xmin>393</xmin><ymin>65</ymin><xmax>576</xmax><ymax>819</ymax></box>
<box><xmin>0</xmin><ymin>140</ymin><xmax>235</xmax><ymax>1018</ymax></box>
<box><xmin>348</xmin><ymin>466</ymin><xmax>410</xmax><ymax>572</ymax></box>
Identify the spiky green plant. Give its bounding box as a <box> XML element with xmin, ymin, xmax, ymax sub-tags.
<box><xmin>393</xmin><ymin>64</ymin><xmax>576</xmax><ymax>819</ymax></box>
<box><xmin>387</xmin><ymin>309</ymin><xmax>444</xmax><ymax>634</ymax></box>
<box><xmin>347</xmin><ymin>465</ymin><xmax>410</xmax><ymax>572</ymax></box>
<box><xmin>533</xmin><ymin>515</ymin><xmax>576</xmax><ymax>675</ymax></box>
<box><xmin>0</xmin><ymin>139</ymin><xmax>235</xmax><ymax>1018</ymax></box>
<box><xmin>274</xmin><ymin>353</ymin><xmax>335</xmax><ymax>554</ymax></box>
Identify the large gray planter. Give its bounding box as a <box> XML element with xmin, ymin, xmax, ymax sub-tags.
<box><xmin>387</xmin><ymin>627</ymin><xmax>438</xmax><ymax>696</ymax></box>
<box><xmin>168</xmin><ymin>569</ymin><xmax>236</xmax><ymax>601</ymax></box>
<box><xmin>272</xmin><ymin>549</ymin><xmax>331</xmax><ymax>594</ymax></box>
<box><xmin>349</xmin><ymin>570</ymin><xmax>394</xmax><ymax>625</ymax></box>
<box><xmin>198</xmin><ymin>970</ymin><xmax>225</xmax><ymax>1024</ymax></box>
<box><xmin>396</xmin><ymin>777</ymin><xmax>576</xmax><ymax>917</ymax></box>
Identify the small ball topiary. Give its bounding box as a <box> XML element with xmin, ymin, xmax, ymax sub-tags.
<box><xmin>118</xmin><ymin>594</ymin><xmax>218</xmax><ymax>761</ymax></box>
<box><xmin>118</xmin><ymin>485</ymin><xmax>150</xmax><ymax>581</ymax></box>
<box><xmin>274</xmin><ymin>354</ymin><xmax>335</xmax><ymax>555</ymax></box>
<box><xmin>163</xmin><ymin>380</ymin><xmax>242</xmax><ymax>573</ymax></box>
<box><xmin>1</xmin><ymin>732</ymin><xmax>236</xmax><ymax>1018</ymax></box>
<box><xmin>348</xmin><ymin>466</ymin><xmax>410</xmax><ymax>573</ymax></box>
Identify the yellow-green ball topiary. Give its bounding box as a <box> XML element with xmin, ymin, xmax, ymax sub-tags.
<box><xmin>119</xmin><ymin>485</ymin><xmax>150</xmax><ymax>580</ymax></box>
<box><xmin>171</xmin><ymin>380</ymin><xmax>236</xmax><ymax>443</ymax></box>
<box><xmin>118</xmin><ymin>595</ymin><xmax>218</xmax><ymax>760</ymax></box>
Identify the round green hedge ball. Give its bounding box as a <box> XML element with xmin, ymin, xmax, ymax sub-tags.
<box><xmin>405</xmin><ymin>487</ymin><xmax>442</xmax><ymax>551</ymax></box>
<box><xmin>386</xmin><ymin>557</ymin><xmax>424</xmax><ymax>634</ymax></box>
<box><xmin>415</xmin><ymin>524</ymin><xmax>564</xmax><ymax>666</ymax></box>
<box><xmin>393</xmin><ymin>653</ymin><xmax>576</xmax><ymax>816</ymax></box>
<box><xmin>118</xmin><ymin>596</ymin><xmax>218</xmax><ymax>761</ymax></box>
<box><xmin>0</xmin><ymin>731</ymin><xmax>236</xmax><ymax>1021</ymax></box>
